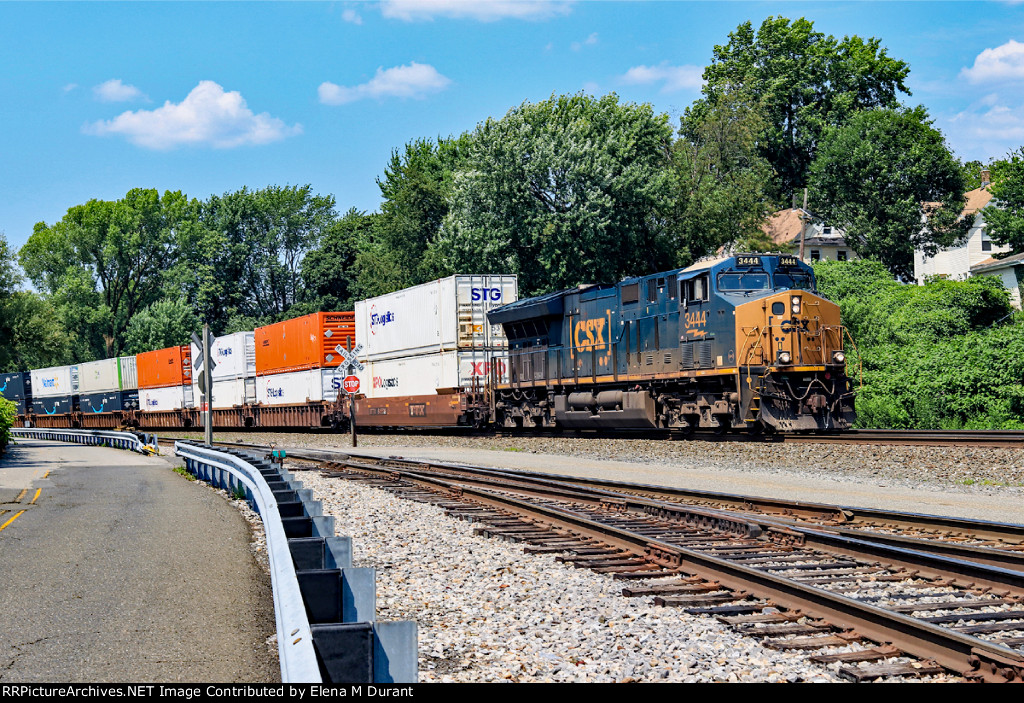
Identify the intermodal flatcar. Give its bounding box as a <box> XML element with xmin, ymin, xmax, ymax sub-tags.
<box><xmin>487</xmin><ymin>254</ymin><xmax>855</xmax><ymax>433</ymax></box>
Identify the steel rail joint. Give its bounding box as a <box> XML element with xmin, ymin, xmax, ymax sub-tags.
<box><xmin>174</xmin><ymin>441</ymin><xmax>322</xmax><ymax>683</ymax></box>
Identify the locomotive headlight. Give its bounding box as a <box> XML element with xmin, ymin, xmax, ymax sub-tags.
<box><xmin>833</xmin><ymin>351</ymin><xmax>846</xmax><ymax>364</ymax></box>
<box><xmin>791</xmin><ymin>295</ymin><xmax>801</xmax><ymax>315</ymax></box>
<box><xmin>777</xmin><ymin>351</ymin><xmax>792</xmax><ymax>365</ymax></box>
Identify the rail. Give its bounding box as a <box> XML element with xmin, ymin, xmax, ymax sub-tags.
<box><xmin>11</xmin><ymin>427</ymin><xmax>158</xmax><ymax>454</ymax></box>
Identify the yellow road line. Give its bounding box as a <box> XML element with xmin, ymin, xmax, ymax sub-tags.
<box><xmin>0</xmin><ymin>510</ymin><xmax>26</xmax><ymax>533</ymax></box>
<box><xmin>43</xmin><ymin>470</ymin><xmax>50</xmax><ymax>479</ymax></box>
<box><xmin>28</xmin><ymin>488</ymin><xmax>42</xmax><ymax>505</ymax></box>
<box><xmin>14</xmin><ymin>488</ymin><xmax>27</xmax><ymax>503</ymax></box>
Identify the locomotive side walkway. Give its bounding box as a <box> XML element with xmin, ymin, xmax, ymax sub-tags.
<box><xmin>0</xmin><ymin>439</ymin><xmax>279</xmax><ymax>682</ymax></box>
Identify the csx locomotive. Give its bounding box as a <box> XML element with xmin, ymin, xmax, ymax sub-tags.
<box><xmin>488</xmin><ymin>254</ymin><xmax>856</xmax><ymax>433</ymax></box>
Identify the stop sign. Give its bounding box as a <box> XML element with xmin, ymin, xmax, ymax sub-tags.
<box><xmin>343</xmin><ymin>375</ymin><xmax>360</xmax><ymax>394</ymax></box>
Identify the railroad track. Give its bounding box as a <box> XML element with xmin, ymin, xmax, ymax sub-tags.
<box><xmin>162</xmin><ymin>437</ymin><xmax>1024</xmax><ymax>681</ymax></box>
<box><xmin>156</xmin><ymin>426</ymin><xmax>1024</xmax><ymax>448</ymax></box>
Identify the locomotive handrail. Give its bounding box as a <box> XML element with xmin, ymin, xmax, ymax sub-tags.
<box><xmin>173</xmin><ymin>441</ymin><xmax>322</xmax><ymax>683</ymax></box>
<box><xmin>10</xmin><ymin>427</ymin><xmax>157</xmax><ymax>454</ymax></box>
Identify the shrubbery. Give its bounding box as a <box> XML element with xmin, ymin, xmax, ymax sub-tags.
<box><xmin>0</xmin><ymin>397</ymin><xmax>16</xmax><ymax>455</ymax></box>
<box><xmin>814</xmin><ymin>260</ymin><xmax>1024</xmax><ymax>429</ymax></box>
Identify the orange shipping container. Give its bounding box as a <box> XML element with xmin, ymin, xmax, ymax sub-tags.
<box><xmin>136</xmin><ymin>345</ymin><xmax>193</xmax><ymax>389</ymax></box>
<box><xmin>255</xmin><ymin>312</ymin><xmax>356</xmax><ymax>376</ymax></box>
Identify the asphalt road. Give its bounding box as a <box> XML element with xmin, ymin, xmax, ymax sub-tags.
<box><xmin>0</xmin><ymin>439</ymin><xmax>280</xmax><ymax>682</ymax></box>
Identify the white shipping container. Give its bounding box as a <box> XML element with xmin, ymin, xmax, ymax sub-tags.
<box><xmin>191</xmin><ymin>331</ymin><xmax>256</xmax><ymax>381</ymax></box>
<box><xmin>119</xmin><ymin>356</ymin><xmax>138</xmax><ymax>390</ymax></box>
<box><xmin>356</xmin><ymin>350</ymin><xmax>509</xmax><ymax>399</ymax></box>
<box><xmin>257</xmin><ymin>369</ymin><xmax>326</xmax><ymax>406</ymax></box>
<box><xmin>192</xmin><ymin>377</ymin><xmax>256</xmax><ymax>409</ymax></box>
<box><xmin>78</xmin><ymin>359</ymin><xmax>120</xmax><ymax>393</ymax></box>
<box><xmin>77</xmin><ymin>356</ymin><xmax>138</xmax><ymax>393</ymax></box>
<box><xmin>31</xmin><ymin>365</ymin><xmax>76</xmax><ymax>398</ymax></box>
<box><xmin>355</xmin><ymin>275</ymin><xmax>517</xmax><ymax>362</ymax></box>
<box><xmin>140</xmin><ymin>385</ymin><xmax>194</xmax><ymax>411</ymax></box>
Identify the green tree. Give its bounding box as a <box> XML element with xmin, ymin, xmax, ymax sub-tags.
<box><xmin>198</xmin><ymin>185</ymin><xmax>337</xmax><ymax>325</ymax></box>
<box><xmin>0</xmin><ymin>234</ymin><xmax>67</xmax><ymax>371</ymax></box>
<box><xmin>984</xmin><ymin>147</ymin><xmax>1024</xmax><ymax>254</ymax></box>
<box><xmin>809</xmin><ymin>107</ymin><xmax>968</xmax><ymax>280</ymax></box>
<box><xmin>669</xmin><ymin>90</ymin><xmax>776</xmax><ymax>262</ymax></box>
<box><xmin>431</xmin><ymin>93</ymin><xmax>675</xmax><ymax>295</ymax></box>
<box><xmin>301</xmin><ymin>208</ymin><xmax>369</xmax><ymax>311</ymax></box>
<box><xmin>20</xmin><ymin>189</ymin><xmax>191</xmax><ymax>358</ymax></box>
<box><xmin>123</xmin><ymin>298</ymin><xmax>201</xmax><ymax>354</ymax></box>
<box><xmin>357</xmin><ymin>136</ymin><xmax>469</xmax><ymax>298</ymax></box>
<box><xmin>686</xmin><ymin>16</ymin><xmax>911</xmax><ymax>200</ymax></box>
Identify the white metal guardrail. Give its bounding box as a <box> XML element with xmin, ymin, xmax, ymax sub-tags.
<box><xmin>174</xmin><ymin>441</ymin><xmax>323</xmax><ymax>683</ymax></box>
<box><xmin>11</xmin><ymin>427</ymin><xmax>157</xmax><ymax>454</ymax></box>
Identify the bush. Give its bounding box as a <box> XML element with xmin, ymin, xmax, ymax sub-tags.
<box><xmin>0</xmin><ymin>397</ymin><xmax>16</xmax><ymax>455</ymax></box>
<box><xmin>814</xmin><ymin>261</ymin><xmax>1023</xmax><ymax>429</ymax></box>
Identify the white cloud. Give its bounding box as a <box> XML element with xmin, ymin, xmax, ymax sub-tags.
<box><xmin>319</xmin><ymin>62</ymin><xmax>452</xmax><ymax>105</ymax></box>
<box><xmin>620</xmin><ymin>62</ymin><xmax>704</xmax><ymax>93</ymax></box>
<box><xmin>342</xmin><ymin>8</ymin><xmax>363</xmax><ymax>25</ymax></box>
<box><xmin>947</xmin><ymin>93</ymin><xmax>1024</xmax><ymax>160</ymax></box>
<box><xmin>84</xmin><ymin>80</ymin><xmax>302</xmax><ymax>150</ymax></box>
<box><xmin>62</xmin><ymin>83</ymin><xmax>78</xmax><ymax>93</ymax></box>
<box><xmin>571</xmin><ymin>32</ymin><xmax>598</xmax><ymax>51</ymax></box>
<box><xmin>380</xmin><ymin>0</ymin><xmax>571</xmax><ymax>22</ymax></box>
<box><xmin>94</xmin><ymin>79</ymin><xmax>147</xmax><ymax>102</ymax></box>
<box><xmin>961</xmin><ymin>39</ymin><xmax>1024</xmax><ymax>83</ymax></box>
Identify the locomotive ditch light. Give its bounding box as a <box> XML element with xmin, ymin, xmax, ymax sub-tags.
<box><xmin>777</xmin><ymin>350</ymin><xmax>792</xmax><ymax>365</ymax></box>
<box><xmin>791</xmin><ymin>295</ymin><xmax>801</xmax><ymax>314</ymax></box>
<box><xmin>832</xmin><ymin>351</ymin><xmax>846</xmax><ymax>364</ymax></box>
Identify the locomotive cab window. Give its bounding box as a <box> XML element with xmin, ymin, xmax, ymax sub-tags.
<box><xmin>684</xmin><ymin>275</ymin><xmax>709</xmax><ymax>303</ymax></box>
<box><xmin>717</xmin><ymin>271</ymin><xmax>769</xmax><ymax>292</ymax></box>
<box><xmin>773</xmin><ymin>271</ymin><xmax>815</xmax><ymax>291</ymax></box>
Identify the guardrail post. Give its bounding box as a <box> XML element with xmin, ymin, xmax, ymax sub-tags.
<box><xmin>174</xmin><ymin>441</ymin><xmax>418</xmax><ymax>683</ymax></box>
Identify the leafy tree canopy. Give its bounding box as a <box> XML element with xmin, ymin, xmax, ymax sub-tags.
<box><xmin>809</xmin><ymin>106</ymin><xmax>968</xmax><ymax>280</ymax></box>
<box><xmin>431</xmin><ymin>93</ymin><xmax>675</xmax><ymax>295</ymax></box>
<box><xmin>984</xmin><ymin>147</ymin><xmax>1024</xmax><ymax>255</ymax></box>
<box><xmin>685</xmin><ymin>16</ymin><xmax>911</xmax><ymax>201</ymax></box>
<box><xmin>669</xmin><ymin>90</ymin><xmax>776</xmax><ymax>262</ymax></box>
<box><xmin>123</xmin><ymin>298</ymin><xmax>201</xmax><ymax>355</ymax></box>
<box><xmin>20</xmin><ymin>188</ymin><xmax>191</xmax><ymax>358</ymax></box>
<box><xmin>357</xmin><ymin>136</ymin><xmax>469</xmax><ymax>298</ymax></box>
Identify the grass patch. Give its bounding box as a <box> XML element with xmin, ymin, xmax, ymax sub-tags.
<box><xmin>503</xmin><ymin>446</ymin><xmax>524</xmax><ymax>452</ymax></box>
<box><xmin>174</xmin><ymin>466</ymin><xmax>196</xmax><ymax>481</ymax></box>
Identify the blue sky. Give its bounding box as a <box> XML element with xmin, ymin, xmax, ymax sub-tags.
<box><xmin>3</xmin><ymin>1</ymin><xmax>1024</xmax><ymax>252</ymax></box>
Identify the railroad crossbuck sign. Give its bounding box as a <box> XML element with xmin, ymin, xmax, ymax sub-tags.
<box><xmin>191</xmin><ymin>330</ymin><xmax>218</xmax><ymax>395</ymax></box>
<box><xmin>334</xmin><ymin>344</ymin><xmax>364</xmax><ymax>395</ymax></box>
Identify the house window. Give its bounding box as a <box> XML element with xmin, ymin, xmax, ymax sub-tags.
<box><xmin>837</xmin><ymin>250</ymin><xmax>847</xmax><ymax>261</ymax></box>
<box><xmin>823</xmin><ymin>227</ymin><xmax>832</xmax><ymax>235</ymax></box>
<box><xmin>810</xmin><ymin>250</ymin><xmax>821</xmax><ymax>261</ymax></box>
<box><xmin>982</xmin><ymin>239</ymin><xmax>993</xmax><ymax>252</ymax></box>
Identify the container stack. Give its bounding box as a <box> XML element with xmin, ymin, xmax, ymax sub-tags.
<box><xmin>78</xmin><ymin>357</ymin><xmax>139</xmax><ymax>413</ymax></box>
<box><xmin>0</xmin><ymin>372</ymin><xmax>32</xmax><ymax>415</ymax></box>
<box><xmin>190</xmin><ymin>331</ymin><xmax>257</xmax><ymax>409</ymax></box>
<box><xmin>29</xmin><ymin>365</ymin><xmax>78</xmax><ymax>415</ymax></box>
<box><xmin>136</xmin><ymin>346</ymin><xmax>193</xmax><ymax>411</ymax></box>
<box><xmin>353</xmin><ymin>275</ymin><xmax>518</xmax><ymax>399</ymax></box>
<box><xmin>255</xmin><ymin>312</ymin><xmax>356</xmax><ymax>406</ymax></box>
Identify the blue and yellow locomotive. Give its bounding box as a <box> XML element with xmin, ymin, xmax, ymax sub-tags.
<box><xmin>487</xmin><ymin>254</ymin><xmax>855</xmax><ymax>434</ymax></box>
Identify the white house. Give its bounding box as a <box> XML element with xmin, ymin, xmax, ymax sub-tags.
<box><xmin>762</xmin><ymin>208</ymin><xmax>857</xmax><ymax>263</ymax></box>
<box><xmin>913</xmin><ymin>183</ymin><xmax>1022</xmax><ymax>309</ymax></box>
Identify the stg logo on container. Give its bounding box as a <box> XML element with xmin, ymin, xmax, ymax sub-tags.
<box><xmin>471</xmin><ymin>288</ymin><xmax>502</xmax><ymax>302</ymax></box>
<box><xmin>369</xmin><ymin>305</ymin><xmax>395</xmax><ymax>335</ymax></box>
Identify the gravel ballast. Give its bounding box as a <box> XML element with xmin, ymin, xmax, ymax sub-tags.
<box><xmin>174</xmin><ymin>431</ymin><xmax>1021</xmax><ymax>682</ymax></box>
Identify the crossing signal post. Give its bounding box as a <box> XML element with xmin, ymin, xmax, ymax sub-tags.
<box><xmin>192</xmin><ymin>326</ymin><xmax>217</xmax><ymax>447</ymax></box>
<box><xmin>335</xmin><ymin>344</ymin><xmax>364</xmax><ymax>448</ymax></box>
